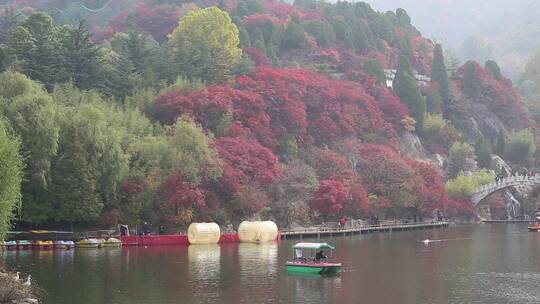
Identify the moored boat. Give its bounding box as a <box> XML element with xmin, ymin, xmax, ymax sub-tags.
<box><xmin>285</xmin><ymin>242</ymin><xmax>342</xmax><ymax>275</ymax></box>
<box><xmin>102</xmin><ymin>238</ymin><xmax>122</xmax><ymax>248</ymax></box>
<box><xmin>33</xmin><ymin>240</ymin><xmax>54</xmax><ymax>250</ymax></box>
<box><xmin>54</xmin><ymin>240</ymin><xmax>75</xmax><ymax>249</ymax></box>
<box><xmin>76</xmin><ymin>238</ymin><xmax>103</xmax><ymax>248</ymax></box>
<box><xmin>3</xmin><ymin>240</ymin><xmax>17</xmax><ymax>251</ymax></box>
<box><xmin>528</xmin><ymin>222</ymin><xmax>540</xmax><ymax>231</ymax></box>
<box><xmin>16</xmin><ymin>240</ymin><xmax>32</xmax><ymax>250</ymax></box>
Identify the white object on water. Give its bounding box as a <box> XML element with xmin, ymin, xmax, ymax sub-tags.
<box><xmin>13</xmin><ymin>271</ymin><xmax>19</xmax><ymax>281</ymax></box>
<box><xmin>22</xmin><ymin>275</ymin><xmax>31</xmax><ymax>286</ymax></box>
<box><xmin>423</xmin><ymin>239</ymin><xmax>430</xmax><ymax>244</ymax></box>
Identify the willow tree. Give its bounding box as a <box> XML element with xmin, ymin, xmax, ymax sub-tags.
<box><xmin>169</xmin><ymin>7</ymin><xmax>241</xmax><ymax>84</ymax></box>
<box><xmin>0</xmin><ymin>120</ymin><xmax>23</xmax><ymax>239</ymax></box>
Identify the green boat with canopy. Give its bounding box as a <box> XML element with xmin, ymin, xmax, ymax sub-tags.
<box><xmin>285</xmin><ymin>242</ymin><xmax>342</xmax><ymax>275</ymax></box>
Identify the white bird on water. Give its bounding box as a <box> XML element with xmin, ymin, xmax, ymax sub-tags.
<box><xmin>13</xmin><ymin>271</ymin><xmax>19</xmax><ymax>281</ymax></box>
<box><xmin>22</xmin><ymin>275</ymin><xmax>31</xmax><ymax>286</ymax></box>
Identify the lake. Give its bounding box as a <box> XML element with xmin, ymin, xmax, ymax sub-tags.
<box><xmin>4</xmin><ymin>224</ymin><xmax>540</xmax><ymax>303</ymax></box>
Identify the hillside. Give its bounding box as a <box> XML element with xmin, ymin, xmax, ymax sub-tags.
<box><xmin>0</xmin><ymin>0</ymin><xmax>537</xmax><ymax>234</ymax></box>
<box><xmin>366</xmin><ymin>0</ymin><xmax>540</xmax><ymax>79</ymax></box>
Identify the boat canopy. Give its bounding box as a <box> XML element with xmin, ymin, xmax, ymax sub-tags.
<box><xmin>293</xmin><ymin>242</ymin><xmax>335</xmax><ymax>250</ymax></box>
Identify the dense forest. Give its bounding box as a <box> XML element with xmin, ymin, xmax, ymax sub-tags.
<box><xmin>0</xmin><ymin>0</ymin><xmax>538</xmax><ymax>237</ymax></box>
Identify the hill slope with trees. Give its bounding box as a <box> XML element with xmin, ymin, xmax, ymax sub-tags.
<box><xmin>0</xmin><ymin>0</ymin><xmax>537</xmax><ymax>232</ymax></box>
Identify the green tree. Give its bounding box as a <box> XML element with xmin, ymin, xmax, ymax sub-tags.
<box><xmin>447</xmin><ymin>142</ymin><xmax>475</xmax><ymax>178</ymax></box>
<box><xmin>170</xmin><ymin>7</ymin><xmax>242</xmax><ymax>84</ymax></box>
<box><xmin>281</xmin><ymin>20</ymin><xmax>306</xmax><ymax>50</ymax></box>
<box><xmin>393</xmin><ymin>56</ymin><xmax>426</xmax><ymax>132</ymax></box>
<box><xmin>251</xmin><ymin>28</ymin><xmax>266</xmax><ymax>53</ymax></box>
<box><xmin>475</xmin><ymin>139</ymin><xmax>492</xmax><ymax>169</ymax></box>
<box><xmin>110</xmin><ymin>30</ymin><xmax>154</xmax><ymax>74</ymax></box>
<box><xmin>0</xmin><ymin>72</ymin><xmax>60</xmax><ymax>223</ymax></box>
<box><xmin>484</xmin><ymin>60</ymin><xmax>502</xmax><ymax>80</ymax></box>
<box><xmin>7</xmin><ymin>13</ymin><xmax>64</xmax><ymax>90</ymax></box>
<box><xmin>166</xmin><ymin>117</ymin><xmax>222</xmax><ymax>183</ymax></box>
<box><xmin>495</xmin><ymin>132</ymin><xmax>506</xmax><ymax>156</ymax></box>
<box><xmin>61</xmin><ymin>20</ymin><xmax>104</xmax><ymax>90</ymax></box>
<box><xmin>0</xmin><ymin>119</ymin><xmax>23</xmax><ymax>239</ymax></box>
<box><xmin>0</xmin><ymin>7</ymin><xmax>21</xmax><ymax>43</ymax></box>
<box><xmin>446</xmin><ymin>170</ymin><xmax>492</xmax><ymax>200</ymax></box>
<box><xmin>233</xmin><ymin>16</ymin><xmax>251</xmax><ymax>48</ymax></box>
<box><xmin>363</xmin><ymin>58</ymin><xmax>385</xmax><ymax>85</ymax></box>
<box><xmin>51</xmin><ymin>122</ymin><xmax>101</xmax><ymax>223</ymax></box>
<box><xmin>463</xmin><ymin>60</ymin><xmax>481</xmax><ymax>99</ymax></box>
<box><xmin>302</xmin><ymin>20</ymin><xmax>335</xmax><ymax>47</ymax></box>
<box><xmin>371</xmin><ymin>15</ymin><xmax>394</xmax><ymax>42</ymax></box>
<box><xmin>352</xmin><ymin>23</ymin><xmax>370</xmax><ymax>52</ymax></box>
<box><xmin>506</xmin><ymin>129</ymin><xmax>536</xmax><ymax>164</ymax></box>
<box><xmin>431</xmin><ymin>43</ymin><xmax>449</xmax><ymax>101</ymax></box>
<box><xmin>424</xmin><ymin>87</ymin><xmax>442</xmax><ymax>113</ymax></box>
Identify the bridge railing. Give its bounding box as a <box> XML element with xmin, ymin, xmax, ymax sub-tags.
<box><xmin>473</xmin><ymin>174</ymin><xmax>540</xmax><ymax>195</ymax></box>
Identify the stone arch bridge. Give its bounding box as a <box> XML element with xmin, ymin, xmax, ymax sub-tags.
<box><xmin>471</xmin><ymin>174</ymin><xmax>540</xmax><ymax>206</ymax></box>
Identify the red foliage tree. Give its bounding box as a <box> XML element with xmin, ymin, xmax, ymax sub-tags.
<box><xmin>446</xmin><ymin>199</ymin><xmax>474</xmax><ymax>219</ymax></box>
<box><xmin>408</xmin><ymin>160</ymin><xmax>448</xmax><ymax>215</ymax></box>
<box><xmin>309</xmin><ymin>148</ymin><xmax>354</xmax><ymax>182</ymax></box>
<box><xmin>214</xmin><ymin>137</ymin><xmax>280</xmax><ymax>187</ymax></box>
<box><xmin>309</xmin><ymin>179</ymin><xmax>348</xmax><ymax>217</ymax></box>
<box><xmin>160</xmin><ymin>172</ymin><xmax>205</xmax><ymax>211</ymax></box>
<box><xmin>374</xmin><ymin>88</ymin><xmax>409</xmax><ymax>129</ymax></box>
<box><xmin>346</xmin><ymin>183</ymin><xmax>369</xmax><ymax>215</ymax></box>
<box><xmin>107</xmin><ymin>2</ymin><xmax>181</xmax><ymax>42</ymax></box>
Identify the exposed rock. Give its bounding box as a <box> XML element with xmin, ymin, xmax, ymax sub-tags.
<box><xmin>398</xmin><ymin>131</ymin><xmax>428</xmax><ymax>158</ymax></box>
<box><xmin>492</xmin><ymin>155</ymin><xmax>512</xmax><ymax>176</ymax></box>
<box><xmin>462</xmin><ymin>103</ymin><xmax>508</xmax><ymax>142</ymax></box>
<box><xmin>432</xmin><ymin>154</ymin><xmax>445</xmax><ymax>169</ymax></box>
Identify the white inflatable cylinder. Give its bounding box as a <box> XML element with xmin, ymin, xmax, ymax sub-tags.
<box><xmin>238</xmin><ymin>221</ymin><xmax>278</xmax><ymax>243</ymax></box>
<box><xmin>187</xmin><ymin>222</ymin><xmax>221</xmax><ymax>244</ymax></box>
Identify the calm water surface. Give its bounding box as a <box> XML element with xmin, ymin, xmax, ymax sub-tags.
<box><xmin>4</xmin><ymin>224</ymin><xmax>540</xmax><ymax>304</ymax></box>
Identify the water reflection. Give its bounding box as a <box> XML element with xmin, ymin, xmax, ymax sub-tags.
<box><xmin>5</xmin><ymin>225</ymin><xmax>540</xmax><ymax>304</ymax></box>
<box><xmin>188</xmin><ymin>244</ymin><xmax>221</xmax><ymax>303</ymax></box>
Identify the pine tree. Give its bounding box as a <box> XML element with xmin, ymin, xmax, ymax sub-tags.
<box><xmin>463</xmin><ymin>61</ymin><xmax>481</xmax><ymax>99</ymax></box>
<box><xmin>281</xmin><ymin>21</ymin><xmax>306</xmax><ymax>50</ymax></box>
<box><xmin>251</xmin><ymin>28</ymin><xmax>266</xmax><ymax>54</ymax></box>
<box><xmin>495</xmin><ymin>132</ymin><xmax>506</xmax><ymax>156</ymax></box>
<box><xmin>62</xmin><ymin>20</ymin><xmax>104</xmax><ymax>90</ymax></box>
<box><xmin>363</xmin><ymin>59</ymin><xmax>385</xmax><ymax>85</ymax></box>
<box><xmin>393</xmin><ymin>56</ymin><xmax>426</xmax><ymax>132</ymax></box>
<box><xmin>344</xmin><ymin>30</ymin><xmax>355</xmax><ymax>51</ymax></box>
<box><xmin>233</xmin><ymin>16</ymin><xmax>251</xmax><ymax>48</ymax></box>
<box><xmin>431</xmin><ymin>43</ymin><xmax>449</xmax><ymax>101</ymax></box>
<box><xmin>485</xmin><ymin>60</ymin><xmax>502</xmax><ymax>80</ymax></box>
<box><xmin>353</xmin><ymin>23</ymin><xmax>370</xmax><ymax>52</ymax></box>
<box><xmin>475</xmin><ymin>139</ymin><xmax>492</xmax><ymax>169</ymax></box>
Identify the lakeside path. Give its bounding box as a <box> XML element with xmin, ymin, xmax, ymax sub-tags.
<box><xmin>280</xmin><ymin>221</ymin><xmax>450</xmax><ymax>240</ymax></box>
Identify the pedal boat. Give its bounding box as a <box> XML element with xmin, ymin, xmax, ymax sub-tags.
<box><xmin>54</xmin><ymin>240</ymin><xmax>75</xmax><ymax>249</ymax></box>
<box><xmin>76</xmin><ymin>238</ymin><xmax>103</xmax><ymax>248</ymax></box>
<box><xmin>285</xmin><ymin>242</ymin><xmax>342</xmax><ymax>275</ymax></box>
<box><xmin>33</xmin><ymin>240</ymin><xmax>53</xmax><ymax>250</ymax></box>
<box><xmin>16</xmin><ymin>240</ymin><xmax>32</xmax><ymax>250</ymax></box>
<box><xmin>528</xmin><ymin>222</ymin><xmax>540</xmax><ymax>231</ymax></box>
<box><xmin>102</xmin><ymin>238</ymin><xmax>122</xmax><ymax>248</ymax></box>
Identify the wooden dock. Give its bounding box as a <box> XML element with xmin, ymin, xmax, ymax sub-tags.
<box><xmin>279</xmin><ymin>221</ymin><xmax>450</xmax><ymax>240</ymax></box>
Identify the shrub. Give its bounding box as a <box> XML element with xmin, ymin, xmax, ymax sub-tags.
<box><xmin>446</xmin><ymin>170</ymin><xmax>493</xmax><ymax>200</ymax></box>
